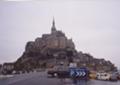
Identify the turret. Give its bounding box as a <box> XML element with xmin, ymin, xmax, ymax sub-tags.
<box><xmin>51</xmin><ymin>18</ymin><xmax>57</xmax><ymax>34</ymax></box>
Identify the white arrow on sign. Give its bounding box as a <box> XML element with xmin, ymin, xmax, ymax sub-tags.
<box><xmin>76</xmin><ymin>71</ymin><xmax>80</xmax><ymax>76</ymax></box>
<box><xmin>82</xmin><ymin>72</ymin><xmax>86</xmax><ymax>76</ymax></box>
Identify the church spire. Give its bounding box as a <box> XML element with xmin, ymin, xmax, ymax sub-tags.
<box><xmin>51</xmin><ymin>17</ymin><xmax>56</xmax><ymax>34</ymax></box>
<box><xmin>52</xmin><ymin>18</ymin><xmax>55</xmax><ymax>27</ymax></box>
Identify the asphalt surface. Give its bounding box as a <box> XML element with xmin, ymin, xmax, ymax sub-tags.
<box><xmin>0</xmin><ymin>72</ymin><xmax>73</xmax><ymax>85</ymax></box>
<box><xmin>0</xmin><ymin>71</ymin><xmax>120</xmax><ymax>85</ymax></box>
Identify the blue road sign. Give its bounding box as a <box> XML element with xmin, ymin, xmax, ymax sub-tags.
<box><xmin>69</xmin><ymin>68</ymin><xmax>88</xmax><ymax>78</ymax></box>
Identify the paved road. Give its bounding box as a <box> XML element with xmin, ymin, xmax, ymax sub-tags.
<box><xmin>0</xmin><ymin>72</ymin><xmax>120</xmax><ymax>85</ymax></box>
<box><xmin>0</xmin><ymin>72</ymin><xmax>62</xmax><ymax>85</ymax></box>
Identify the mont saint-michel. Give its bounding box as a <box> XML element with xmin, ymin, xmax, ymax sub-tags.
<box><xmin>0</xmin><ymin>19</ymin><xmax>117</xmax><ymax>75</ymax></box>
<box><xmin>1</xmin><ymin>1</ymin><xmax>120</xmax><ymax>85</ymax></box>
<box><xmin>0</xmin><ymin>18</ymin><xmax>120</xmax><ymax>85</ymax></box>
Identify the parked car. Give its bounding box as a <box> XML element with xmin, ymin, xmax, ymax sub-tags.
<box><xmin>47</xmin><ymin>65</ymin><xmax>69</xmax><ymax>78</ymax></box>
<box><xmin>110</xmin><ymin>72</ymin><xmax>118</xmax><ymax>81</ymax></box>
<box><xmin>96</xmin><ymin>72</ymin><xmax>110</xmax><ymax>80</ymax></box>
<box><xmin>89</xmin><ymin>71</ymin><xmax>97</xmax><ymax>79</ymax></box>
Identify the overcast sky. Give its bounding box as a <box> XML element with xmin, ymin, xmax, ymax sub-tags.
<box><xmin>0</xmin><ymin>0</ymin><xmax>120</xmax><ymax>68</ymax></box>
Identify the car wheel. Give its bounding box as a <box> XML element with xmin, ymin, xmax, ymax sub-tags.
<box><xmin>54</xmin><ymin>73</ymin><xmax>58</xmax><ymax>77</ymax></box>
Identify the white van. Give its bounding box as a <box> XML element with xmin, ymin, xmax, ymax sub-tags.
<box><xmin>96</xmin><ymin>72</ymin><xmax>110</xmax><ymax>80</ymax></box>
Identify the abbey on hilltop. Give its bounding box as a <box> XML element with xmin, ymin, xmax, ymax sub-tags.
<box><xmin>14</xmin><ymin>19</ymin><xmax>76</xmax><ymax>71</ymax></box>
<box><xmin>0</xmin><ymin>19</ymin><xmax>117</xmax><ymax>74</ymax></box>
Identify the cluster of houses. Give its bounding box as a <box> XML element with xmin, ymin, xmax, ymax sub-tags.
<box><xmin>0</xmin><ymin>63</ymin><xmax>14</xmax><ymax>75</ymax></box>
<box><xmin>0</xmin><ymin>62</ymin><xmax>45</xmax><ymax>75</ymax></box>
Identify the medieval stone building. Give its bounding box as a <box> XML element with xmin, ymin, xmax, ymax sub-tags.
<box><xmin>13</xmin><ymin>19</ymin><xmax>117</xmax><ymax>72</ymax></box>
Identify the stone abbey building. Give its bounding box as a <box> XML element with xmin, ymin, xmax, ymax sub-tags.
<box><xmin>13</xmin><ymin>19</ymin><xmax>117</xmax><ymax>72</ymax></box>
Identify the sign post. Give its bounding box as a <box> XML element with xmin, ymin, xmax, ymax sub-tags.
<box><xmin>69</xmin><ymin>68</ymin><xmax>89</xmax><ymax>80</ymax></box>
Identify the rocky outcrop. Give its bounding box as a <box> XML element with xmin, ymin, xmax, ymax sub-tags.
<box><xmin>14</xmin><ymin>19</ymin><xmax>117</xmax><ymax>72</ymax></box>
<box><xmin>74</xmin><ymin>52</ymin><xmax>117</xmax><ymax>72</ymax></box>
<box><xmin>14</xmin><ymin>20</ymin><xmax>76</xmax><ymax>71</ymax></box>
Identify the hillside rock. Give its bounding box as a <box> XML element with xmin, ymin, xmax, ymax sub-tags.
<box><xmin>14</xmin><ymin>19</ymin><xmax>117</xmax><ymax>72</ymax></box>
<box><xmin>74</xmin><ymin>52</ymin><xmax>117</xmax><ymax>72</ymax></box>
